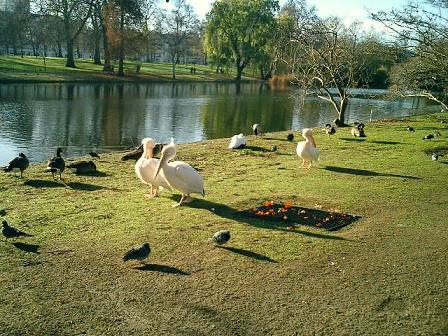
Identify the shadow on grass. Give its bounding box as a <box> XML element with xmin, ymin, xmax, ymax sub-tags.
<box><xmin>216</xmin><ymin>245</ymin><xmax>277</xmax><ymax>263</ymax></box>
<box><xmin>24</xmin><ymin>179</ymin><xmax>62</xmax><ymax>188</ymax></box>
<box><xmin>340</xmin><ymin>137</ymin><xmax>367</xmax><ymax>142</ymax></box>
<box><xmin>135</xmin><ymin>263</ymin><xmax>190</xmax><ymax>275</ymax></box>
<box><xmin>323</xmin><ymin>165</ymin><xmax>421</xmax><ymax>180</ymax></box>
<box><xmin>174</xmin><ymin>197</ymin><xmax>349</xmax><ymax>241</ymax></box>
<box><xmin>370</xmin><ymin>140</ymin><xmax>403</xmax><ymax>145</ymax></box>
<box><xmin>243</xmin><ymin>145</ymin><xmax>272</xmax><ymax>153</ymax></box>
<box><xmin>24</xmin><ymin>179</ymin><xmax>108</xmax><ymax>191</ymax></box>
<box><xmin>12</xmin><ymin>242</ymin><xmax>40</xmax><ymax>254</ymax></box>
<box><xmin>73</xmin><ymin>171</ymin><xmax>109</xmax><ymax>177</ymax></box>
<box><xmin>66</xmin><ymin>182</ymin><xmax>107</xmax><ymax>191</ymax></box>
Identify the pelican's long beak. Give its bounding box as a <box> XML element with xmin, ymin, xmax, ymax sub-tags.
<box><xmin>154</xmin><ymin>161</ymin><xmax>162</xmax><ymax>179</ymax></box>
<box><xmin>310</xmin><ymin>136</ymin><xmax>316</xmax><ymax>148</ymax></box>
<box><xmin>154</xmin><ymin>154</ymin><xmax>166</xmax><ymax>179</ymax></box>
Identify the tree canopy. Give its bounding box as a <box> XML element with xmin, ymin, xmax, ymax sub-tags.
<box><xmin>204</xmin><ymin>0</ymin><xmax>279</xmax><ymax>81</ymax></box>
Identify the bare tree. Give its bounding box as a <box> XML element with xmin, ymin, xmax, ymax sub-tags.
<box><xmin>371</xmin><ymin>0</ymin><xmax>448</xmax><ymax>109</ymax></box>
<box><xmin>280</xmin><ymin>7</ymin><xmax>366</xmax><ymax>125</ymax></box>
<box><xmin>41</xmin><ymin>0</ymin><xmax>92</xmax><ymax>67</ymax></box>
<box><xmin>163</xmin><ymin>0</ymin><xmax>199</xmax><ymax>79</ymax></box>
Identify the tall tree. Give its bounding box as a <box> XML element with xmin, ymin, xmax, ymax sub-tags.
<box><xmin>163</xmin><ymin>0</ymin><xmax>199</xmax><ymax>79</ymax></box>
<box><xmin>41</xmin><ymin>0</ymin><xmax>92</xmax><ymax>67</ymax></box>
<box><xmin>371</xmin><ymin>0</ymin><xmax>448</xmax><ymax>109</ymax></box>
<box><xmin>205</xmin><ymin>0</ymin><xmax>279</xmax><ymax>81</ymax></box>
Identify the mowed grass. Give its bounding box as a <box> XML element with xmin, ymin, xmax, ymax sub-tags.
<box><xmin>0</xmin><ymin>112</ymin><xmax>447</xmax><ymax>335</ymax></box>
<box><xmin>0</xmin><ymin>56</ymin><xmax>251</xmax><ymax>82</ymax></box>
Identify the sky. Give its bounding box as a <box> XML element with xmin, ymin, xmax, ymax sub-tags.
<box><xmin>162</xmin><ymin>0</ymin><xmax>410</xmax><ymax>32</ymax></box>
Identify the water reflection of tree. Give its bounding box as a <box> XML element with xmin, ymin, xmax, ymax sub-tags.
<box><xmin>201</xmin><ymin>84</ymin><xmax>293</xmax><ymax>139</ymax></box>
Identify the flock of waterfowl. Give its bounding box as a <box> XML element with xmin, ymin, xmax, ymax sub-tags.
<box><xmin>2</xmin><ymin>119</ymin><xmax>445</xmax><ymax>262</ymax></box>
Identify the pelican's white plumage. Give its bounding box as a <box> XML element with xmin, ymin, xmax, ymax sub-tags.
<box><xmin>154</xmin><ymin>138</ymin><xmax>205</xmax><ymax>207</ymax></box>
<box><xmin>135</xmin><ymin>137</ymin><xmax>172</xmax><ymax>198</ymax></box>
<box><xmin>228</xmin><ymin>133</ymin><xmax>247</xmax><ymax>149</ymax></box>
<box><xmin>296</xmin><ymin>128</ymin><xmax>320</xmax><ymax>169</ymax></box>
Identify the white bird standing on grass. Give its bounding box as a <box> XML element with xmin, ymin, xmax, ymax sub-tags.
<box><xmin>228</xmin><ymin>134</ymin><xmax>247</xmax><ymax>149</ymax></box>
<box><xmin>252</xmin><ymin>124</ymin><xmax>263</xmax><ymax>137</ymax></box>
<box><xmin>135</xmin><ymin>138</ymin><xmax>172</xmax><ymax>198</ymax></box>
<box><xmin>296</xmin><ymin>128</ymin><xmax>320</xmax><ymax>169</ymax></box>
<box><xmin>154</xmin><ymin>138</ymin><xmax>205</xmax><ymax>207</ymax></box>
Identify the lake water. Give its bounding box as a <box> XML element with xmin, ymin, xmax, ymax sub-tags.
<box><xmin>0</xmin><ymin>82</ymin><xmax>431</xmax><ymax>165</ymax></box>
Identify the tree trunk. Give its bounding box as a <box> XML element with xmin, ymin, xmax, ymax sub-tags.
<box><xmin>65</xmin><ymin>40</ymin><xmax>76</xmax><ymax>68</ymax></box>
<box><xmin>117</xmin><ymin>9</ymin><xmax>125</xmax><ymax>77</ymax></box>
<box><xmin>236</xmin><ymin>65</ymin><xmax>243</xmax><ymax>81</ymax></box>
<box><xmin>100</xmin><ymin>7</ymin><xmax>112</xmax><ymax>72</ymax></box>
<box><xmin>92</xmin><ymin>13</ymin><xmax>101</xmax><ymax>65</ymax></box>
<box><xmin>338</xmin><ymin>97</ymin><xmax>348</xmax><ymax>125</ymax></box>
<box><xmin>259</xmin><ymin>64</ymin><xmax>264</xmax><ymax>80</ymax></box>
<box><xmin>57</xmin><ymin>40</ymin><xmax>62</xmax><ymax>57</ymax></box>
<box><xmin>172</xmin><ymin>54</ymin><xmax>176</xmax><ymax>80</ymax></box>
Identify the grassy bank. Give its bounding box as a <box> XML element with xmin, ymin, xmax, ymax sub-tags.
<box><xmin>0</xmin><ymin>112</ymin><xmax>447</xmax><ymax>335</ymax></box>
<box><xmin>0</xmin><ymin>56</ymin><xmax>254</xmax><ymax>83</ymax></box>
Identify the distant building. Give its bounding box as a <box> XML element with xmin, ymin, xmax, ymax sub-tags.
<box><xmin>0</xmin><ymin>0</ymin><xmax>30</xmax><ymax>12</ymax></box>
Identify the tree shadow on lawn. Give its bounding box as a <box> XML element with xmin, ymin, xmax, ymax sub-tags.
<box><xmin>134</xmin><ymin>263</ymin><xmax>190</xmax><ymax>275</ymax></box>
<box><xmin>12</xmin><ymin>242</ymin><xmax>40</xmax><ymax>254</ymax></box>
<box><xmin>215</xmin><ymin>245</ymin><xmax>278</xmax><ymax>263</ymax></box>
<box><xmin>323</xmin><ymin>165</ymin><xmax>421</xmax><ymax>180</ymax></box>
<box><xmin>173</xmin><ymin>197</ymin><xmax>349</xmax><ymax>241</ymax></box>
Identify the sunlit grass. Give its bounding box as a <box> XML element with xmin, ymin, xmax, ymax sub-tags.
<box><xmin>0</xmin><ymin>112</ymin><xmax>447</xmax><ymax>334</ymax></box>
<box><xmin>0</xmin><ymin>56</ymin><xmax>252</xmax><ymax>82</ymax></box>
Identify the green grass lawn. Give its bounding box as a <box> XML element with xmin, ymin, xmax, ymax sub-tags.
<box><xmin>0</xmin><ymin>55</ymin><xmax>254</xmax><ymax>82</ymax></box>
<box><xmin>0</xmin><ymin>112</ymin><xmax>447</xmax><ymax>335</ymax></box>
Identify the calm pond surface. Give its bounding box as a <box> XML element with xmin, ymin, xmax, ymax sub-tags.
<box><xmin>0</xmin><ymin>82</ymin><xmax>431</xmax><ymax>165</ymax></box>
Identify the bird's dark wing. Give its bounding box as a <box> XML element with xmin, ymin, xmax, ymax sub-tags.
<box><xmin>123</xmin><ymin>248</ymin><xmax>139</xmax><ymax>261</ymax></box>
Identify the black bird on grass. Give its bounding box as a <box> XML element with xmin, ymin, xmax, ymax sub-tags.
<box><xmin>406</xmin><ymin>126</ymin><xmax>415</xmax><ymax>132</ymax></box>
<box><xmin>351</xmin><ymin>124</ymin><xmax>366</xmax><ymax>138</ymax></box>
<box><xmin>46</xmin><ymin>147</ymin><xmax>65</xmax><ymax>180</ymax></box>
<box><xmin>287</xmin><ymin>133</ymin><xmax>294</xmax><ymax>142</ymax></box>
<box><xmin>271</xmin><ymin>145</ymin><xmax>277</xmax><ymax>152</ymax></box>
<box><xmin>2</xmin><ymin>220</ymin><xmax>32</xmax><ymax>240</ymax></box>
<box><xmin>0</xmin><ymin>209</ymin><xmax>6</xmax><ymax>217</ymax></box>
<box><xmin>66</xmin><ymin>160</ymin><xmax>97</xmax><ymax>174</ymax></box>
<box><xmin>3</xmin><ymin>153</ymin><xmax>29</xmax><ymax>178</ymax></box>
<box><xmin>123</xmin><ymin>243</ymin><xmax>151</xmax><ymax>262</ymax></box>
<box><xmin>89</xmin><ymin>151</ymin><xmax>100</xmax><ymax>159</ymax></box>
<box><xmin>325</xmin><ymin>124</ymin><xmax>336</xmax><ymax>137</ymax></box>
<box><xmin>211</xmin><ymin>230</ymin><xmax>231</xmax><ymax>245</ymax></box>
<box><xmin>423</xmin><ymin>134</ymin><xmax>434</xmax><ymax>140</ymax></box>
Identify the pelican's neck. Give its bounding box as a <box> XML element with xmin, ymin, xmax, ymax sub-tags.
<box><xmin>304</xmin><ymin>135</ymin><xmax>316</xmax><ymax>148</ymax></box>
<box><xmin>143</xmin><ymin>145</ymin><xmax>154</xmax><ymax>160</ymax></box>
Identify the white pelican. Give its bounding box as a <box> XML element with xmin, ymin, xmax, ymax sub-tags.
<box><xmin>296</xmin><ymin>128</ymin><xmax>320</xmax><ymax>169</ymax></box>
<box><xmin>154</xmin><ymin>138</ymin><xmax>205</xmax><ymax>207</ymax></box>
<box><xmin>252</xmin><ymin>123</ymin><xmax>263</xmax><ymax>136</ymax></box>
<box><xmin>135</xmin><ymin>138</ymin><xmax>172</xmax><ymax>198</ymax></box>
<box><xmin>228</xmin><ymin>133</ymin><xmax>247</xmax><ymax>149</ymax></box>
